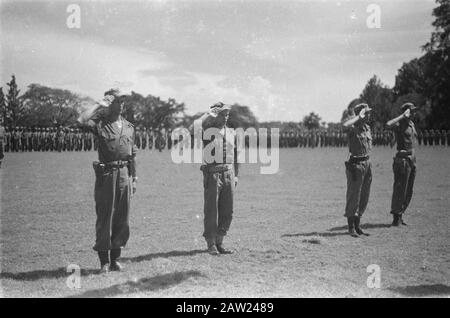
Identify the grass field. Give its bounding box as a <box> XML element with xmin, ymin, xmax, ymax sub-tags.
<box><xmin>1</xmin><ymin>146</ymin><xmax>449</xmax><ymax>298</ymax></box>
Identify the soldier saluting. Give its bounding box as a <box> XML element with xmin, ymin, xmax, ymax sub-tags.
<box><xmin>78</xmin><ymin>90</ymin><xmax>138</xmax><ymax>273</ymax></box>
<box><xmin>386</xmin><ymin>102</ymin><xmax>418</xmax><ymax>226</ymax></box>
<box><xmin>192</xmin><ymin>102</ymin><xmax>240</xmax><ymax>255</ymax></box>
<box><xmin>342</xmin><ymin>103</ymin><xmax>373</xmax><ymax>237</ymax></box>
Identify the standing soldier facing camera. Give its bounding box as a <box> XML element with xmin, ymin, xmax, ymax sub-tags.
<box><xmin>191</xmin><ymin>102</ymin><xmax>240</xmax><ymax>255</ymax></box>
<box><xmin>387</xmin><ymin>103</ymin><xmax>418</xmax><ymax>226</ymax></box>
<box><xmin>78</xmin><ymin>90</ymin><xmax>138</xmax><ymax>273</ymax></box>
<box><xmin>0</xmin><ymin>124</ymin><xmax>4</xmax><ymax>168</ymax></box>
<box><xmin>447</xmin><ymin>129</ymin><xmax>450</xmax><ymax>146</ymax></box>
<box><xmin>440</xmin><ymin>129</ymin><xmax>446</xmax><ymax>146</ymax></box>
<box><xmin>342</xmin><ymin>103</ymin><xmax>373</xmax><ymax>237</ymax></box>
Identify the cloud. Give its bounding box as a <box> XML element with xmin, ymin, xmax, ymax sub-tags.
<box><xmin>1</xmin><ymin>0</ymin><xmax>436</xmax><ymax>122</ymax></box>
<box><xmin>1</xmin><ymin>19</ymin><xmax>174</xmax><ymax>100</ymax></box>
<box><xmin>173</xmin><ymin>72</ymin><xmax>286</xmax><ymax>121</ymax></box>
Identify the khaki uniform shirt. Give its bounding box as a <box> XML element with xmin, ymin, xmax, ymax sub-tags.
<box><xmin>393</xmin><ymin>119</ymin><xmax>416</xmax><ymax>151</ymax></box>
<box><xmin>345</xmin><ymin>121</ymin><xmax>372</xmax><ymax>157</ymax></box>
<box><xmin>202</xmin><ymin>126</ymin><xmax>237</xmax><ymax>165</ymax></box>
<box><xmin>92</xmin><ymin>117</ymin><xmax>137</xmax><ymax>164</ymax></box>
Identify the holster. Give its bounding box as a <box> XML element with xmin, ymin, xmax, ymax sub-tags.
<box><xmin>92</xmin><ymin>161</ymin><xmax>106</xmax><ymax>178</ymax></box>
<box><xmin>128</xmin><ymin>158</ymin><xmax>136</xmax><ymax>177</ymax></box>
<box><xmin>345</xmin><ymin>161</ymin><xmax>358</xmax><ymax>181</ymax></box>
<box><xmin>394</xmin><ymin>154</ymin><xmax>416</xmax><ymax>170</ymax></box>
<box><xmin>393</xmin><ymin>156</ymin><xmax>405</xmax><ymax>165</ymax></box>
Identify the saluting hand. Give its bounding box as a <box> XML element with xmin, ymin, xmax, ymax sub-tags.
<box><xmin>403</xmin><ymin>108</ymin><xmax>411</xmax><ymax>118</ymax></box>
<box><xmin>359</xmin><ymin>108</ymin><xmax>367</xmax><ymax>119</ymax></box>
<box><xmin>209</xmin><ymin>107</ymin><xmax>221</xmax><ymax>118</ymax></box>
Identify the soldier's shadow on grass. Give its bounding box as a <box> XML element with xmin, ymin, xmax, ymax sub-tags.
<box><xmin>388</xmin><ymin>284</ymin><xmax>450</xmax><ymax>297</ymax></box>
<box><xmin>68</xmin><ymin>270</ymin><xmax>205</xmax><ymax>298</ymax></box>
<box><xmin>0</xmin><ymin>250</ymin><xmax>207</xmax><ymax>281</ymax></box>
<box><xmin>121</xmin><ymin>249</ymin><xmax>206</xmax><ymax>264</ymax></box>
<box><xmin>281</xmin><ymin>223</ymin><xmax>393</xmax><ymax>239</ymax></box>
<box><xmin>281</xmin><ymin>232</ymin><xmax>349</xmax><ymax>238</ymax></box>
<box><xmin>327</xmin><ymin>223</ymin><xmax>392</xmax><ymax>232</ymax></box>
<box><xmin>0</xmin><ymin>268</ymin><xmax>99</xmax><ymax>281</ymax></box>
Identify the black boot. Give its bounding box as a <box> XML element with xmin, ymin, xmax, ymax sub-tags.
<box><xmin>354</xmin><ymin>216</ymin><xmax>369</xmax><ymax>236</ymax></box>
<box><xmin>347</xmin><ymin>217</ymin><xmax>358</xmax><ymax>237</ymax></box>
<box><xmin>206</xmin><ymin>238</ymin><xmax>219</xmax><ymax>256</ymax></box>
<box><xmin>110</xmin><ymin>248</ymin><xmax>123</xmax><ymax>271</ymax></box>
<box><xmin>216</xmin><ymin>235</ymin><xmax>234</xmax><ymax>254</ymax></box>
<box><xmin>98</xmin><ymin>251</ymin><xmax>110</xmax><ymax>273</ymax></box>
<box><xmin>399</xmin><ymin>215</ymin><xmax>408</xmax><ymax>226</ymax></box>
<box><xmin>392</xmin><ymin>214</ymin><xmax>400</xmax><ymax>227</ymax></box>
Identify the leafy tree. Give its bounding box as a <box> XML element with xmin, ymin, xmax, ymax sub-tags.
<box><xmin>359</xmin><ymin>75</ymin><xmax>395</xmax><ymax>130</ymax></box>
<box><xmin>0</xmin><ymin>87</ymin><xmax>5</xmax><ymax>126</ymax></box>
<box><xmin>5</xmin><ymin>75</ymin><xmax>23</xmax><ymax>127</ymax></box>
<box><xmin>118</xmin><ymin>91</ymin><xmax>185</xmax><ymax>130</ymax></box>
<box><xmin>20</xmin><ymin>84</ymin><xmax>93</xmax><ymax>127</ymax></box>
<box><xmin>421</xmin><ymin>0</ymin><xmax>450</xmax><ymax>129</ymax></box>
<box><xmin>302</xmin><ymin>112</ymin><xmax>321</xmax><ymax>130</ymax></box>
<box><xmin>424</xmin><ymin>0</ymin><xmax>450</xmax><ymax>53</ymax></box>
<box><xmin>227</xmin><ymin>104</ymin><xmax>258</xmax><ymax>129</ymax></box>
<box><xmin>393</xmin><ymin>58</ymin><xmax>428</xmax><ymax>97</ymax></box>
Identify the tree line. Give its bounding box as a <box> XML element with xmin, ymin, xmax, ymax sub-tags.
<box><xmin>343</xmin><ymin>0</ymin><xmax>449</xmax><ymax>130</ymax></box>
<box><xmin>1</xmin><ymin>1</ymin><xmax>448</xmax><ymax>131</ymax></box>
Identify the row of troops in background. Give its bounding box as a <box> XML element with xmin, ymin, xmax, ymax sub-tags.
<box><xmin>279</xmin><ymin>128</ymin><xmax>450</xmax><ymax>148</ymax></box>
<box><xmin>1</xmin><ymin>126</ymin><xmax>171</xmax><ymax>152</ymax></box>
<box><xmin>279</xmin><ymin>129</ymin><xmax>391</xmax><ymax>148</ymax></box>
<box><xmin>2</xmin><ymin>126</ymin><xmax>450</xmax><ymax>153</ymax></box>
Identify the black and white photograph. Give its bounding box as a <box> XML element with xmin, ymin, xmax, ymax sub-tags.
<box><xmin>0</xmin><ymin>0</ymin><xmax>449</xmax><ymax>300</ymax></box>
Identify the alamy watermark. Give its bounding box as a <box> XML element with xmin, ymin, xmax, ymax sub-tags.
<box><xmin>66</xmin><ymin>4</ymin><xmax>81</xmax><ymax>29</ymax></box>
<box><xmin>366</xmin><ymin>4</ymin><xmax>381</xmax><ymax>29</ymax></box>
<box><xmin>170</xmin><ymin>120</ymin><xmax>279</xmax><ymax>175</ymax></box>
<box><xmin>66</xmin><ymin>264</ymin><xmax>81</xmax><ymax>289</ymax></box>
<box><xmin>366</xmin><ymin>264</ymin><xmax>381</xmax><ymax>289</ymax></box>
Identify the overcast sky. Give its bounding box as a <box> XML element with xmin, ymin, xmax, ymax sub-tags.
<box><xmin>1</xmin><ymin>0</ymin><xmax>436</xmax><ymax>122</ymax></box>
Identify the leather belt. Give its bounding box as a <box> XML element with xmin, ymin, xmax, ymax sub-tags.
<box><xmin>104</xmin><ymin>160</ymin><xmax>129</xmax><ymax>168</ymax></box>
<box><xmin>200</xmin><ymin>164</ymin><xmax>233</xmax><ymax>173</ymax></box>
<box><xmin>349</xmin><ymin>155</ymin><xmax>369</xmax><ymax>163</ymax></box>
<box><xmin>396</xmin><ymin>150</ymin><xmax>413</xmax><ymax>158</ymax></box>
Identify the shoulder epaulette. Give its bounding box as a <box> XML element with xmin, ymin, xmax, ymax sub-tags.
<box><xmin>122</xmin><ymin>118</ymin><xmax>134</xmax><ymax>128</ymax></box>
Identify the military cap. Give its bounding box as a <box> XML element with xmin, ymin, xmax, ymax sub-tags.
<box><xmin>210</xmin><ymin>102</ymin><xmax>231</xmax><ymax>112</ymax></box>
<box><xmin>353</xmin><ymin>103</ymin><xmax>372</xmax><ymax>115</ymax></box>
<box><xmin>400</xmin><ymin>102</ymin><xmax>417</xmax><ymax>112</ymax></box>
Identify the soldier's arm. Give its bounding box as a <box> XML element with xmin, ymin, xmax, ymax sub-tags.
<box><xmin>387</xmin><ymin>109</ymin><xmax>410</xmax><ymax>128</ymax></box>
<box><xmin>188</xmin><ymin>109</ymin><xmax>219</xmax><ymax>134</ymax></box>
<box><xmin>234</xmin><ymin>134</ymin><xmax>240</xmax><ymax>177</ymax></box>
<box><xmin>129</xmin><ymin>128</ymin><xmax>138</xmax><ymax>179</ymax></box>
<box><xmin>342</xmin><ymin>114</ymin><xmax>361</xmax><ymax>128</ymax></box>
<box><xmin>343</xmin><ymin>107</ymin><xmax>371</xmax><ymax>128</ymax></box>
<box><xmin>77</xmin><ymin>104</ymin><xmax>108</xmax><ymax>134</ymax></box>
